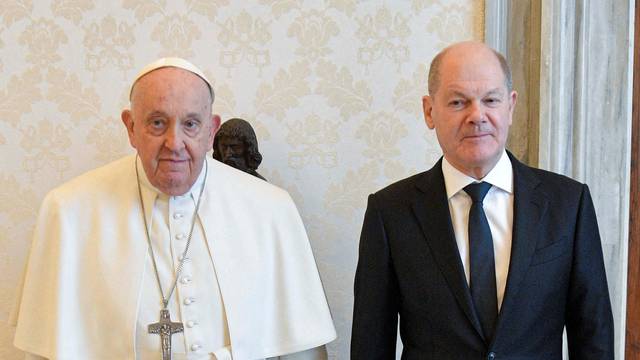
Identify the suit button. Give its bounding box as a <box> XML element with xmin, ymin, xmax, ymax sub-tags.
<box><xmin>487</xmin><ymin>352</ymin><xmax>496</xmax><ymax>360</ymax></box>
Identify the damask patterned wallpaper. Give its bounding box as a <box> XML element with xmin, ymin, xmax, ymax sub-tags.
<box><xmin>0</xmin><ymin>1</ymin><xmax>483</xmax><ymax>358</ymax></box>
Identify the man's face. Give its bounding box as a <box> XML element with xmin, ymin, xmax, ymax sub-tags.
<box><xmin>217</xmin><ymin>136</ymin><xmax>248</xmax><ymax>171</ymax></box>
<box><xmin>122</xmin><ymin>67</ymin><xmax>221</xmax><ymax>195</ymax></box>
<box><xmin>422</xmin><ymin>43</ymin><xmax>517</xmax><ymax>179</ymax></box>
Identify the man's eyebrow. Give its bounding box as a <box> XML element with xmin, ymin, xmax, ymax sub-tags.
<box><xmin>143</xmin><ymin>111</ymin><xmax>204</xmax><ymax>120</ymax></box>
<box><xmin>145</xmin><ymin>111</ymin><xmax>168</xmax><ymax>119</ymax></box>
<box><xmin>484</xmin><ymin>88</ymin><xmax>505</xmax><ymax>96</ymax></box>
<box><xmin>443</xmin><ymin>90</ymin><xmax>472</xmax><ymax>99</ymax></box>
<box><xmin>184</xmin><ymin>112</ymin><xmax>203</xmax><ymax>120</ymax></box>
<box><xmin>445</xmin><ymin>88</ymin><xmax>505</xmax><ymax>98</ymax></box>
<box><xmin>449</xmin><ymin>90</ymin><xmax>468</xmax><ymax>98</ymax></box>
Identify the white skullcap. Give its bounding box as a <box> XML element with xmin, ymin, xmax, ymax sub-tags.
<box><xmin>129</xmin><ymin>57</ymin><xmax>214</xmax><ymax>101</ymax></box>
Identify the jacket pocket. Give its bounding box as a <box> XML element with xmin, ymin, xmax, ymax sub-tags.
<box><xmin>530</xmin><ymin>236</ymin><xmax>569</xmax><ymax>266</ymax></box>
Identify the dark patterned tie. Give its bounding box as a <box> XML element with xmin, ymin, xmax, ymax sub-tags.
<box><xmin>464</xmin><ymin>182</ymin><xmax>498</xmax><ymax>340</ymax></box>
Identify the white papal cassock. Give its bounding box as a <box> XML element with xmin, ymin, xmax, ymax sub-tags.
<box><xmin>12</xmin><ymin>155</ymin><xmax>336</xmax><ymax>359</ymax></box>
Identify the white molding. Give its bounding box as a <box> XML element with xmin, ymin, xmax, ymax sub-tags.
<box><xmin>484</xmin><ymin>0</ymin><xmax>509</xmax><ymax>54</ymax></box>
<box><xmin>538</xmin><ymin>1</ymin><xmax>633</xmax><ymax>358</ymax></box>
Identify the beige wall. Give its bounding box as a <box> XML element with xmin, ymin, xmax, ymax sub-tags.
<box><xmin>0</xmin><ymin>1</ymin><xmax>483</xmax><ymax>358</ymax></box>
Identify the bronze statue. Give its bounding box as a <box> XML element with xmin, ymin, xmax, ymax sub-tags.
<box><xmin>213</xmin><ymin>118</ymin><xmax>266</xmax><ymax>181</ymax></box>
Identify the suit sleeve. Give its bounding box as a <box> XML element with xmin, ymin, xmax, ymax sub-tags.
<box><xmin>565</xmin><ymin>185</ymin><xmax>614</xmax><ymax>359</ymax></box>
<box><xmin>351</xmin><ymin>194</ymin><xmax>399</xmax><ymax>359</ymax></box>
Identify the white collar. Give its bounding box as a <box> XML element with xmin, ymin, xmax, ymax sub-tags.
<box><xmin>136</xmin><ymin>156</ymin><xmax>207</xmax><ymax>201</ymax></box>
<box><xmin>441</xmin><ymin>150</ymin><xmax>513</xmax><ymax>199</ymax></box>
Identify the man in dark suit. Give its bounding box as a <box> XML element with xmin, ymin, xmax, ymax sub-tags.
<box><xmin>351</xmin><ymin>41</ymin><xmax>614</xmax><ymax>359</ymax></box>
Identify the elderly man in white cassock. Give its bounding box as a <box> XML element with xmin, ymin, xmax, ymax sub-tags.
<box><xmin>11</xmin><ymin>58</ymin><xmax>336</xmax><ymax>360</ymax></box>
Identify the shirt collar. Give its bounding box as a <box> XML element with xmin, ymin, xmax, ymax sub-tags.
<box><xmin>441</xmin><ymin>150</ymin><xmax>513</xmax><ymax>199</ymax></box>
<box><xmin>136</xmin><ymin>156</ymin><xmax>208</xmax><ymax>201</ymax></box>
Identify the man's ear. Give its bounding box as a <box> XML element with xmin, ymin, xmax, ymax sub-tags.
<box><xmin>212</xmin><ymin>114</ymin><xmax>221</xmax><ymax>133</ymax></box>
<box><xmin>508</xmin><ymin>90</ymin><xmax>518</xmax><ymax>125</ymax></box>
<box><xmin>208</xmin><ymin>114</ymin><xmax>221</xmax><ymax>148</ymax></box>
<box><xmin>423</xmin><ymin>95</ymin><xmax>435</xmax><ymax>129</ymax></box>
<box><xmin>121</xmin><ymin>109</ymin><xmax>137</xmax><ymax>149</ymax></box>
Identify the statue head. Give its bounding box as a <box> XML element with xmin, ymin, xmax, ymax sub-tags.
<box><xmin>213</xmin><ymin>118</ymin><xmax>263</xmax><ymax>174</ymax></box>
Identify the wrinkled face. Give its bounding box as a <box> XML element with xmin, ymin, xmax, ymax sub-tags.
<box><xmin>217</xmin><ymin>136</ymin><xmax>248</xmax><ymax>171</ymax></box>
<box><xmin>122</xmin><ymin>67</ymin><xmax>220</xmax><ymax>195</ymax></box>
<box><xmin>423</xmin><ymin>44</ymin><xmax>517</xmax><ymax>179</ymax></box>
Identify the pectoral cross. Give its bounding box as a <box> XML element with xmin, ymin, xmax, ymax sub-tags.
<box><xmin>148</xmin><ymin>309</ymin><xmax>184</xmax><ymax>360</ymax></box>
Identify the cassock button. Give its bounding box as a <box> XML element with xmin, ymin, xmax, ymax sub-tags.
<box><xmin>175</xmin><ymin>233</ymin><xmax>185</xmax><ymax>240</ymax></box>
<box><xmin>186</xmin><ymin>320</ymin><xmax>197</xmax><ymax>328</ymax></box>
<box><xmin>178</xmin><ymin>254</ymin><xmax>189</xmax><ymax>261</ymax></box>
<box><xmin>173</xmin><ymin>212</ymin><xmax>183</xmax><ymax>220</ymax></box>
<box><xmin>181</xmin><ymin>276</ymin><xmax>192</xmax><ymax>284</ymax></box>
<box><xmin>487</xmin><ymin>352</ymin><xmax>496</xmax><ymax>360</ymax></box>
<box><xmin>183</xmin><ymin>297</ymin><xmax>195</xmax><ymax>305</ymax></box>
<box><xmin>191</xmin><ymin>343</ymin><xmax>202</xmax><ymax>351</ymax></box>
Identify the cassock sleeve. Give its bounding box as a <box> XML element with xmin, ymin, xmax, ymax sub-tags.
<box><xmin>25</xmin><ymin>353</ymin><xmax>48</xmax><ymax>360</ymax></box>
<box><xmin>351</xmin><ymin>194</ymin><xmax>400</xmax><ymax>359</ymax></box>
<box><xmin>13</xmin><ymin>190</ymin><xmax>64</xmax><ymax>358</ymax></box>
<box><xmin>268</xmin><ymin>345</ymin><xmax>327</xmax><ymax>360</ymax></box>
<box><xmin>213</xmin><ymin>345</ymin><xmax>232</xmax><ymax>359</ymax></box>
<box><xmin>214</xmin><ymin>344</ymin><xmax>327</xmax><ymax>359</ymax></box>
<box><xmin>565</xmin><ymin>184</ymin><xmax>614</xmax><ymax>359</ymax></box>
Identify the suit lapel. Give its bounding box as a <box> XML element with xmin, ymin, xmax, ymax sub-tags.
<box><xmin>410</xmin><ymin>160</ymin><xmax>485</xmax><ymax>340</ymax></box>
<box><xmin>493</xmin><ymin>155</ymin><xmax>548</xmax><ymax>341</ymax></box>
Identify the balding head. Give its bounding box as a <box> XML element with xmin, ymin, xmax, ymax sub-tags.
<box><xmin>428</xmin><ymin>41</ymin><xmax>512</xmax><ymax>96</ymax></box>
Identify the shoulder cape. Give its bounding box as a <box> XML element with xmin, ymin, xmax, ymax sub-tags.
<box><xmin>13</xmin><ymin>155</ymin><xmax>336</xmax><ymax>359</ymax></box>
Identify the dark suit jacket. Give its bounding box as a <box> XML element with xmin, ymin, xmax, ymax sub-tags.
<box><xmin>351</xmin><ymin>153</ymin><xmax>614</xmax><ymax>360</ymax></box>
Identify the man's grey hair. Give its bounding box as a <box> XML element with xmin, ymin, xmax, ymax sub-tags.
<box><xmin>427</xmin><ymin>47</ymin><xmax>513</xmax><ymax>95</ymax></box>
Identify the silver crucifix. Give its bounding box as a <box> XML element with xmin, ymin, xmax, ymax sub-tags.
<box><xmin>148</xmin><ymin>309</ymin><xmax>184</xmax><ymax>360</ymax></box>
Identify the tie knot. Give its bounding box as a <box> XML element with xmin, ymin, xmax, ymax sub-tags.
<box><xmin>464</xmin><ymin>182</ymin><xmax>492</xmax><ymax>203</ymax></box>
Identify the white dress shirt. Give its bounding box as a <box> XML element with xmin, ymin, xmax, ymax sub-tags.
<box><xmin>441</xmin><ymin>150</ymin><xmax>514</xmax><ymax>310</ymax></box>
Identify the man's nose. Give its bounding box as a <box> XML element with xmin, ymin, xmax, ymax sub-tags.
<box><xmin>164</xmin><ymin>126</ymin><xmax>185</xmax><ymax>151</ymax></box>
<box><xmin>467</xmin><ymin>101</ymin><xmax>487</xmax><ymax>124</ymax></box>
<box><xmin>223</xmin><ymin>146</ymin><xmax>234</xmax><ymax>158</ymax></box>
